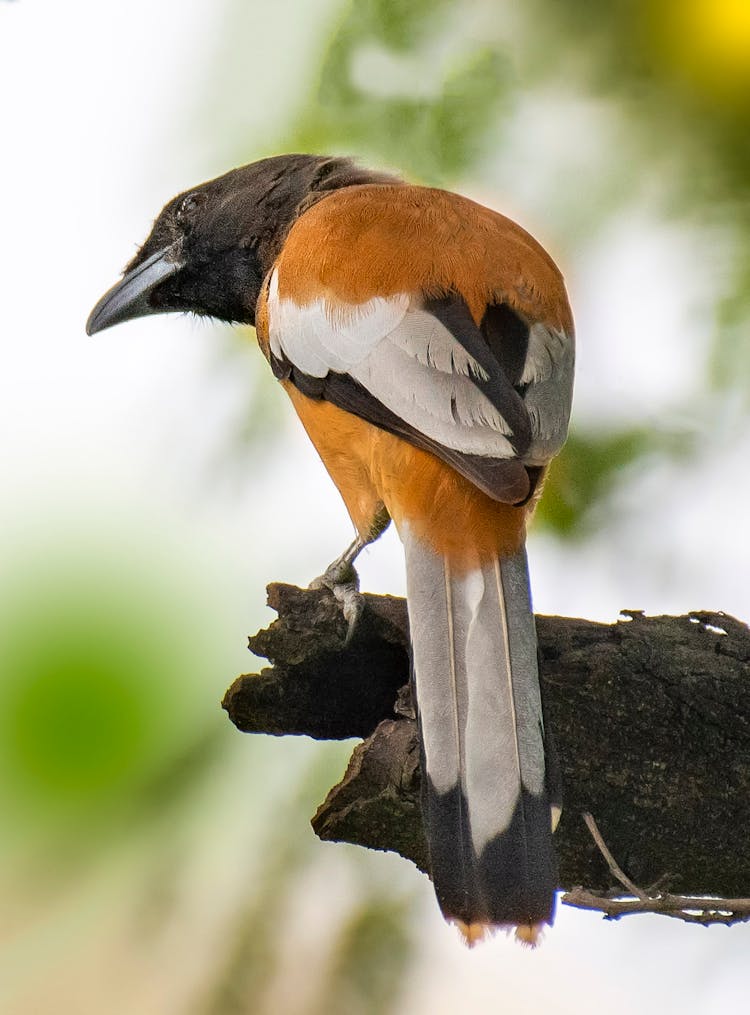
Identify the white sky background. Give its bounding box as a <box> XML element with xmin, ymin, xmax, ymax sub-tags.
<box><xmin>1</xmin><ymin>1</ymin><xmax>749</xmax><ymax>1013</ymax></box>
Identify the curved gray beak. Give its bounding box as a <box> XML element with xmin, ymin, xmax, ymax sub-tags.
<box><xmin>86</xmin><ymin>245</ymin><xmax>184</xmax><ymax>336</ymax></box>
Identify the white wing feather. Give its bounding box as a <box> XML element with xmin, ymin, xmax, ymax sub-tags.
<box><xmin>267</xmin><ymin>268</ymin><xmax>573</xmax><ymax>463</ymax></box>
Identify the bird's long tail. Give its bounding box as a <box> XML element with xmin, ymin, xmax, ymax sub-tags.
<box><xmin>401</xmin><ymin>524</ymin><xmax>558</xmax><ymax>931</ymax></box>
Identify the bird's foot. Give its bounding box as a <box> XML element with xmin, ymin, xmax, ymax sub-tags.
<box><xmin>310</xmin><ymin>546</ymin><xmax>365</xmax><ymax>646</ymax></box>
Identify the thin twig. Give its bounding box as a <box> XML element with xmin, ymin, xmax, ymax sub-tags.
<box><xmin>581</xmin><ymin>812</ymin><xmax>649</xmax><ymax>901</ymax></box>
<box><xmin>562</xmin><ymin>886</ymin><xmax>750</xmax><ymax>926</ymax></box>
<box><xmin>562</xmin><ymin>813</ymin><xmax>750</xmax><ymax>926</ymax></box>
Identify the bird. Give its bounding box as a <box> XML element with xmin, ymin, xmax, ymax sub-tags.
<box><xmin>87</xmin><ymin>153</ymin><xmax>574</xmax><ymax>943</ymax></box>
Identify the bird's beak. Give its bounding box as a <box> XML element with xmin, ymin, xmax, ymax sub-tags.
<box><xmin>86</xmin><ymin>244</ymin><xmax>184</xmax><ymax>336</ymax></box>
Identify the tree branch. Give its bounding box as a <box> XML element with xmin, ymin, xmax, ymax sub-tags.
<box><xmin>222</xmin><ymin>583</ymin><xmax>750</xmax><ymax>921</ymax></box>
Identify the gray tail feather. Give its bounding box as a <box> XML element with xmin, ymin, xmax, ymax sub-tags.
<box><xmin>402</xmin><ymin>525</ymin><xmax>557</xmax><ymax>926</ymax></box>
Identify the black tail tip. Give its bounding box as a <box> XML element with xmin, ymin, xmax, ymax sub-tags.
<box><xmin>426</xmin><ymin>783</ymin><xmax>558</xmax><ymax>930</ymax></box>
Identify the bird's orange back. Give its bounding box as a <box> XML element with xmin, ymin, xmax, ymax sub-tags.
<box><xmin>273</xmin><ymin>184</ymin><xmax>573</xmax><ymax>334</ymax></box>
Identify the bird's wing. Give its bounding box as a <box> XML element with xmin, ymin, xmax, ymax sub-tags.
<box><xmin>262</xmin><ymin>184</ymin><xmax>574</xmax><ymax>503</ymax></box>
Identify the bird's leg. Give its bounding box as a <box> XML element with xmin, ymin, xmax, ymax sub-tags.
<box><xmin>310</xmin><ymin>504</ymin><xmax>390</xmax><ymax>644</ymax></box>
<box><xmin>314</xmin><ymin>534</ymin><xmax>367</xmax><ymax>586</ymax></box>
<box><xmin>309</xmin><ymin>535</ymin><xmax>366</xmax><ymax>645</ymax></box>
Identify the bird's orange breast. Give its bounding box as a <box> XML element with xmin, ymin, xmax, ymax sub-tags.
<box><xmin>281</xmin><ymin>383</ymin><xmax>529</xmax><ymax>570</ymax></box>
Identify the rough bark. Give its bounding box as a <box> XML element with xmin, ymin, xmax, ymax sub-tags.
<box><xmin>222</xmin><ymin>583</ymin><xmax>750</xmax><ymax>902</ymax></box>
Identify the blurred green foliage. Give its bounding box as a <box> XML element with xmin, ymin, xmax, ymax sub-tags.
<box><xmin>0</xmin><ymin>538</ymin><xmax>222</xmax><ymax>861</ymax></box>
<box><xmin>538</xmin><ymin>430</ymin><xmax>655</xmax><ymax>538</ymax></box>
<box><xmin>4</xmin><ymin>626</ymin><xmax>155</xmax><ymax>798</ymax></box>
<box><xmin>536</xmin><ymin>425</ymin><xmax>695</xmax><ymax>536</ymax></box>
<box><xmin>525</xmin><ymin>0</ymin><xmax>750</xmax><ymax>394</ymax></box>
<box><xmin>290</xmin><ymin>0</ymin><xmax>510</xmax><ymax>184</ymax></box>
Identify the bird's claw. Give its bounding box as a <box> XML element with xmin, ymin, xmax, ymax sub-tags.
<box><xmin>310</xmin><ymin>558</ymin><xmax>364</xmax><ymax>645</ymax></box>
<box><xmin>332</xmin><ymin>581</ymin><xmax>364</xmax><ymax>646</ymax></box>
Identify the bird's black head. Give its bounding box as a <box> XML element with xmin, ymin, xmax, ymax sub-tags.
<box><xmin>87</xmin><ymin>154</ymin><xmax>399</xmax><ymax>335</ymax></box>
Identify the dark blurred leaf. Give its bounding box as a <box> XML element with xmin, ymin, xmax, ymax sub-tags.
<box><xmin>134</xmin><ymin>721</ymin><xmax>227</xmax><ymax>819</ymax></box>
<box><xmin>315</xmin><ymin>894</ymin><xmax>415</xmax><ymax>1015</ymax></box>
<box><xmin>712</xmin><ymin>258</ymin><xmax>750</xmax><ymax>394</ymax></box>
<box><xmin>348</xmin><ymin>0</ymin><xmax>447</xmax><ymax>51</ymax></box>
<box><xmin>536</xmin><ymin>425</ymin><xmax>695</xmax><ymax>538</ymax></box>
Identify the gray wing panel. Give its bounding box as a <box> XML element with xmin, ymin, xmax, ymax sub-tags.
<box><xmin>521</xmin><ymin>323</ymin><xmax>575</xmax><ymax>464</ymax></box>
<box><xmin>269</xmin><ymin>269</ymin><xmax>574</xmax><ymax>484</ymax></box>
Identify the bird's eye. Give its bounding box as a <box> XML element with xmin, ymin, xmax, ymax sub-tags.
<box><xmin>175</xmin><ymin>192</ymin><xmax>205</xmax><ymax>227</ymax></box>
